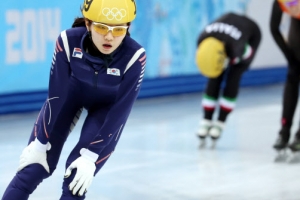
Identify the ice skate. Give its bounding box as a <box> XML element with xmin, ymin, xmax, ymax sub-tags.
<box><xmin>196</xmin><ymin>119</ymin><xmax>212</xmax><ymax>148</ymax></box>
<box><xmin>273</xmin><ymin>133</ymin><xmax>289</xmax><ymax>162</ymax></box>
<box><xmin>274</xmin><ymin>148</ymin><xmax>288</xmax><ymax>162</ymax></box>
<box><xmin>287</xmin><ymin>152</ymin><xmax>300</xmax><ymax>163</ymax></box>
<box><xmin>208</xmin><ymin>121</ymin><xmax>224</xmax><ymax>149</ymax></box>
<box><xmin>287</xmin><ymin>136</ymin><xmax>300</xmax><ymax>163</ymax></box>
<box><xmin>273</xmin><ymin>140</ymin><xmax>288</xmax><ymax>162</ymax></box>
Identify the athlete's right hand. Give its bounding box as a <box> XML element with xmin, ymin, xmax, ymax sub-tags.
<box><xmin>18</xmin><ymin>138</ymin><xmax>51</xmax><ymax>173</ymax></box>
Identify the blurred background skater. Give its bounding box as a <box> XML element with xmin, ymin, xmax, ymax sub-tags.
<box><xmin>1</xmin><ymin>0</ymin><xmax>146</xmax><ymax>199</ymax></box>
<box><xmin>270</xmin><ymin>0</ymin><xmax>300</xmax><ymax>162</ymax></box>
<box><xmin>195</xmin><ymin>12</ymin><xmax>261</xmax><ymax>148</ymax></box>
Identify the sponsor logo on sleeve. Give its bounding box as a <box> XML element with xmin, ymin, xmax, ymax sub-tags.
<box><xmin>72</xmin><ymin>48</ymin><xmax>83</xmax><ymax>59</ymax></box>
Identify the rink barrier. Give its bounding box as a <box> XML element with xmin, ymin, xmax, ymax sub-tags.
<box><xmin>0</xmin><ymin>66</ymin><xmax>287</xmax><ymax>115</ymax></box>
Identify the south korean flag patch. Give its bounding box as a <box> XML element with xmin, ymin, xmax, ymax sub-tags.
<box><xmin>107</xmin><ymin>68</ymin><xmax>120</xmax><ymax>76</ymax></box>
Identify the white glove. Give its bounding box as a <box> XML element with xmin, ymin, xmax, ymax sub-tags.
<box><xmin>18</xmin><ymin>138</ymin><xmax>51</xmax><ymax>173</ymax></box>
<box><xmin>64</xmin><ymin>148</ymin><xmax>98</xmax><ymax>196</ymax></box>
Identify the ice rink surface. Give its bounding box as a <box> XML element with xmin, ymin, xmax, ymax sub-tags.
<box><xmin>1</xmin><ymin>83</ymin><xmax>300</xmax><ymax>200</ymax></box>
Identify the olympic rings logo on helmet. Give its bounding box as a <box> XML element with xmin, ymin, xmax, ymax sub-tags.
<box><xmin>102</xmin><ymin>7</ymin><xmax>127</xmax><ymax>21</ymax></box>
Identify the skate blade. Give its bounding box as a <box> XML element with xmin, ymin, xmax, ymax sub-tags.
<box><xmin>274</xmin><ymin>149</ymin><xmax>288</xmax><ymax>163</ymax></box>
<box><xmin>287</xmin><ymin>152</ymin><xmax>300</xmax><ymax>163</ymax></box>
<box><xmin>210</xmin><ymin>138</ymin><xmax>218</xmax><ymax>149</ymax></box>
<box><xmin>199</xmin><ymin>138</ymin><xmax>206</xmax><ymax>149</ymax></box>
<box><xmin>274</xmin><ymin>154</ymin><xmax>288</xmax><ymax>162</ymax></box>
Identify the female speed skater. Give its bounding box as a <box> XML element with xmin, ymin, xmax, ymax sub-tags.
<box><xmin>270</xmin><ymin>0</ymin><xmax>300</xmax><ymax>162</ymax></box>
<box><xmin>1</xmin><ymin>0</ymin><xmax>146</xmax><ymax>199</ymax></box>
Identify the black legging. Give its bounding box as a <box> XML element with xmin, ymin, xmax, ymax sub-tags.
<box><xmin>203</xmin><ymin>56</ymin><xmax>252</xmax><ymax>122</ymax></box>
<box><xmin>205</xmin><ymin>59</ymin><xmax>251</xmax><ymax>100</ymax></box>
<box><xmin>205</xmin><ymin>27</ymin><xmax>261</xmax><ymax>100</ymax></box>
<box><xmin>281</xmin><ymin>18</ymin><xmax>300</xmax><ymax>132</ymax></box>
<box><xmin>203</xmin><ymin>31</ymin><xmax>261</xmax><ymax>122</ymax></box>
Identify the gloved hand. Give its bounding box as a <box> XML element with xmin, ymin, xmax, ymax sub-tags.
<box><xmin>64</xmin><ymin>148</ymin><xmax>98</xmax><ymax>196</ymax></box>
<box><xmin>18</xmin><ymin>138</ymin><xmax>51</xmax><ymax>173</ymax></box>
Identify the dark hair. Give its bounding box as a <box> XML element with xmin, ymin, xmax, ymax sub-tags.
<box><xmin>71</xmin><ymin>17</ymin><xmax>131</xmax><ymax>36</ymax></box>
<box><xmin>72</xmin><ymin>17</ymin><xmax>87</xmax><ymax>28</ymax></box>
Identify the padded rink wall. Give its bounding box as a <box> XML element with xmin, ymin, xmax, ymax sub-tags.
<box><xmin>0</xmin><ymin>0</ymin><xmax>289</xmax><ymax>114</ymax></box>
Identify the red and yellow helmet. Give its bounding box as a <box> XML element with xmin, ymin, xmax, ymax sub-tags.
<box><xmin>82</xmin><ymin>0</ymin><xmax>137</xmax><ymax>24</ymax></box>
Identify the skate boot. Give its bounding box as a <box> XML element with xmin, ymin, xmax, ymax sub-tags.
<box><xmin>273</xmin><ymin>128</ymin><xmax>290</xmax><ymax>162</ymax></box>
<box><xmin>208</xmin><ymin>120</ymin><xmax>224</xmax><ymax>149</ymax></box>
<box><xmin>287</xmin><ymin>135</ymin><xmax>300</xmax><ymax>163</ymax></box>
<box><xmin>273</xmin><ymin>135</ymin><xmax>289</xmax><ymax>150</ymax></box>
<box><xmin>289</xmin><ymin>135</ymin><xmax>300</xmax><ymax>152</ymax></box>
<box><xmin>196</xmin><ymin>119</ymin><xmax>212</xmax><ymax>148</ymax></box>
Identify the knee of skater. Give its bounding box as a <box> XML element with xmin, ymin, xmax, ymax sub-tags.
<box><xmin>20</xmin><ymin>164</ymin><xmax>53</xmax><ymax>182</ymax></box>
<box><xmin>31</xmin><ymin>163</ymin><xmax>56</xmax><ymax>177</ymax></box>
<box><xmin>6</xmin><ymin>164</ymin><xmax>54</xmax><ymax>196</ymax></box>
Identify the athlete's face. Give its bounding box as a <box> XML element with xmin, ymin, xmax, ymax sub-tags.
<box><xmin>87</xmin><ymin>22</ymin><xmax>127</xmax><ymax>55</ymax></box>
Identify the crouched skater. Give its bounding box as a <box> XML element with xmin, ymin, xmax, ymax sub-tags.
<box><xmin>195</xmin><ymin>12</ymin><xmax>261</xmax><ymax>148</ymax></box>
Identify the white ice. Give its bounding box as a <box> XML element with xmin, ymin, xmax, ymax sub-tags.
<box><xmin>1</xmin><ymin>84</ymin><xmax>299</xmax><ymax>200</ymax></box>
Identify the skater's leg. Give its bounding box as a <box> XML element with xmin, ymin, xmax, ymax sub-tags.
<box><xmin>196</xmin><ymin>74</ymin><xmax>224</xmax><ymax>147</ymax></box>
<box><xmin>2</xmin><ymin>105</ymin><xmax>81</xmax><ymax>200</ymax></box>
<box><xmin>216</xmin><ymin>30</ymin><xmax>260</xmax><ymax>124</ymax></box>
<box><xmin>281</xmin><ymin>19</ymin><xmax>300</xmax><ymax>160</ymax></box>
<box><xmin>1</xmin><ymin>116</ymin><xmax>53</xmax><ymax>200</ymax></box>
<box><xmin>275</xmin><ymin>18</ymin><xmax>300</xmax><ymax>150</ymax></box>
<box><xmin>281</xmin><ymin>68</ymin><xmax>299</xmax><ymax>130</ymax></box>
<box><xmin>202</xmin><ymin>73</ymin><xmax>225</xmax><ymax>120</ymax></box>
<box><xmin>59</xmin><ymin>107</ymin><xmax>113</xmax><ymax>200</ymax></box>
<box><xmin>274</xmin><ymin>67</ymin><xmax>300</xmax><ymax>150</ymax></box>
<box><xmin>209</xmin><ymin>61</ymin><xmax>250</xmax><ymax>140</ymax></box>
<box><xmin>197</xmin><ymin>73</ymin><xmax>224</xmax><ymax>138</ymax></box>
<box><xmin>1</xmin><ymin>129</ymin><xmax>71</xmax><ymax>200</ymax></box>
<box><xmin>219</xmin><ymin>61</ymin><xmax>249</xmax><ymax>122</ymax></box>
<box><xmin>273</xmin><ymin>64</ymin><xmax>300</xmax><ymax>158</ymax></box>
<box><xmin>2</xmin><ymin>164</ymin><xmax>50</xmax><ymax>200</ymax></box>
<box><xmin>273</xmin><ymin>70</ymin><xmax>299</xmax><ymax>150</ymax></box>
<box><xmin>60</xmin><ymin>146</ymin><xmax>113</xmax><ymax>200</ymax></box>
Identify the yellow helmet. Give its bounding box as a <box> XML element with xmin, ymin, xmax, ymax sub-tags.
<box><xmin>195</xmin><ymin>37</ymin><xmax>228</xmax><ymax>78</ymax></box>
<box><xmin>82</xmin><ymin>0</ymin><xmax>137</xmax><ymax>24</ymax></box>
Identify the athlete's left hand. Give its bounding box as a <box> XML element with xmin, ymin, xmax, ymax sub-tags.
<box><xmin>64</xmin><ymin>148</ymin><xmax>98</xmax><ymax>196</ymax></box>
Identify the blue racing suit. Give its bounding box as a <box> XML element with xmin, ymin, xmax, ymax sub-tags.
<box><xmin>2</xmin><ymin>26</ymin><xmax>146</xmax><ymax>200</ymax></box>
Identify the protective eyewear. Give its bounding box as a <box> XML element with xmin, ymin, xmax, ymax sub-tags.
<box><xmin>92</xmin><ymin>22</ymin><xmax>128</xmax><ymax>36</ymax></box>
